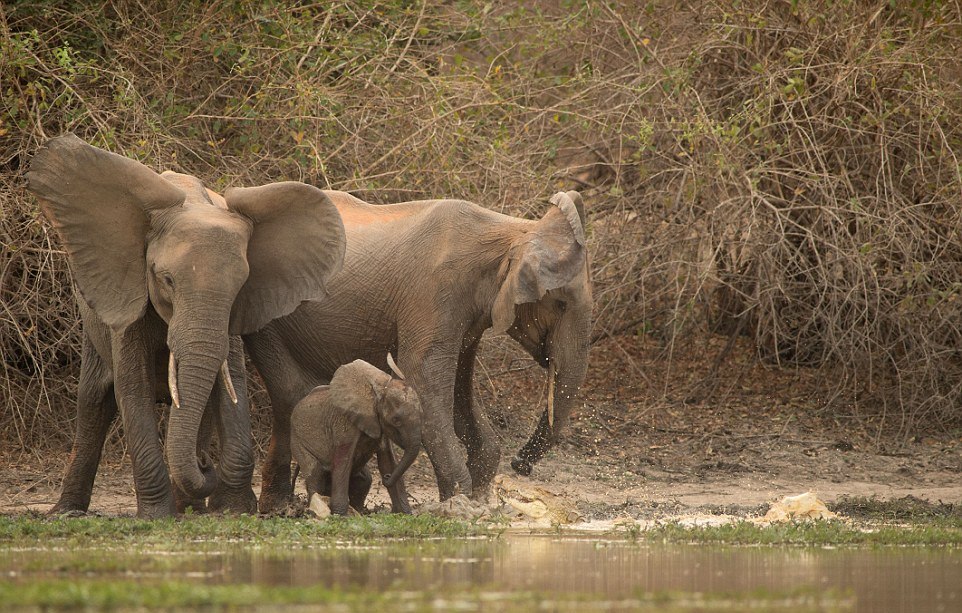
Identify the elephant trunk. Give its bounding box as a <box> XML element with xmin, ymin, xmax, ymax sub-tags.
<box><xmin>165</xmin><ymin>314</ymin><xmax>230</xmax><ymax>500</ymax></box>
<box><xmin>384</xmin><ymin>444</ymin><xmax>420</xmax><ymax>488</ymax></box>
<box><xmin>511</xmin><ymin>310</ymin><xmax>590</xmax><ymax>476</ymax></box>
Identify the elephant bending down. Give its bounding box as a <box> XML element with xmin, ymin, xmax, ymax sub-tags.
<box><xmin>246</xmin><ymin>189</ymin><xmax>592</xmax><ymax>510</ymax></box>
<box><xmin>27</xmin><ymin>135</ymin><xmax>345</xmax><ymax>518</ymax></box>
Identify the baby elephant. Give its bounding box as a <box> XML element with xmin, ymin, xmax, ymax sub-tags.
<box><xmin>291</xmin><ymin>357</ymin><xmax>422</xmax><ymax>515</ymax></box>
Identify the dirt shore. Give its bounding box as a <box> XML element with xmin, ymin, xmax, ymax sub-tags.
<box><xmin>4</xmin><ymin>333</ymin><xmax>960</xmax><ymax>520</ymax></box>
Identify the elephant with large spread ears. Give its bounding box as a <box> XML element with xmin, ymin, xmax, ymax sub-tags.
<box><xmin>27</xmin><ymin>134</ymin><xmax>346</xmax><ymax>518</ymax></box>
<box><xmin>245</xmin><ymin>189</ymin><xmax>591</xmax><ymax>510</ymax></box>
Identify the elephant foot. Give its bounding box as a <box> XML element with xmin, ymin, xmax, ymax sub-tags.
<box><xmin>470</xmin><ymin>481</ymin><xmax>494</xmax><ymax>504</ymax></box>
<box><xmin>510</xmin><ymin>456</ymin><xmax>533</xmax><ymax>476</ymax></box>
<box><xmin>48</xmin><ymin>498</ymin><xmax>90</xmax><ymax>517</ymax></box>
<box><xmin>208</xmin><ymin>486</ymin><xmax>257</xmax><ymax>515</ymax></box>
<box><xmin>135</xmin><ymin>499</ymin><xmax>177</xmax><ymax>519</ymax></box>
<box><xmin>258</xmin><ymin>485</ymin><xmax>293</xmax><ymax>515</ymax></box>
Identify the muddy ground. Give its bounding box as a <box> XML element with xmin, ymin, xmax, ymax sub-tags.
<box><xmin>3</xmin><ymin>333</ymin><xmax>961</xmax><ymax>520</ymax></box>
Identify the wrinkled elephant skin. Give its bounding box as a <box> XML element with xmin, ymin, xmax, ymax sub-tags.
<box><xmin>291</xmin><ymin>359</ymin><xmax>422</xmax><ymax>515</ymax></box>
<box><xmin>246</xmin><ymin>190</ymin><xmax>591</xmax><ymax>510</ymax></box>
<box><xmin>27</xmin><ymin>134</ymin><xmax>345</xmax><ymax>518</ymax></box>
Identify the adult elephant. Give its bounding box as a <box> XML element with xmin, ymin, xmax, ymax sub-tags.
<box><xmin>245</xmin><ymin>190</ymin><xmax>591</xmax><ymax>510</ymax></box>
<box><xmin>27</xmin><ymin>134</ymin><xmax>345</xmax><ymax>518</ymax></box>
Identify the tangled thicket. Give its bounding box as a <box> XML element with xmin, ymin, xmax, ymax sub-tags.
<box><xmin>2</xmin><ymin>1</ymin><xmax>961</xmax><ymax>452</ymax></box>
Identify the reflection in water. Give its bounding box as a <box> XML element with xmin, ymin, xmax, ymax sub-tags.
<box><xmin>3</xmin><ymin>536</ymin><xmax>960</xmax><ymax>612</ymax></box>
<box><xmin>210</xmin><ymin>537</ymin><xmax>960</xmax><ymax>611</ymax></box>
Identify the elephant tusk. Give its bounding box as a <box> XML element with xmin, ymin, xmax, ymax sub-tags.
<box><xmin>546</xmin><ymin>359</ymin><xmax>556</xmax><ymax>432</ymax></box>
<box><xmin>168</xmin><ymin>352</ymin><xmax>180</xmax><ymax>409</ymax></box>
<box><xmin>221</xmin><ymin>360</ymin><xmax>238</xmax><ymax>405</ymax></box>
<box><xmin>386</xmin><ymin>351</ymin><xmax>405</xmax><ymax>380</ymax></box>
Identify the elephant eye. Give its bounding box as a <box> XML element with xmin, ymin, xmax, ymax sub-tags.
<box><xmin>160</xmin><ymin>272</ymin><xmax>175</xmax><ymax>289</ymax></box>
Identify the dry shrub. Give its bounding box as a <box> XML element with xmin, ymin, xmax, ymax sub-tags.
<box><xmin>680</xmin><ymin>1</ymin><xmax>962</xmax><ymax>435</ymax></box>
<box><xmin>2</xmin><ymin>0</ymin><xmax>962</xmax><ymax>455</ymax></box>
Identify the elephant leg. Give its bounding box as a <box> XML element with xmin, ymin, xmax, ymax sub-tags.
<box><xmin>453</xmin><ymin>335</ymin><xmax>501</xmax><ymax>499</ymax></box>
<box><xmin>49</xmin><ymin>336</ymin><xmax>117</xmax><ymax>515</ymax></box>
<box><xmin>113</xmin><ymin>322</ymin><xmax>176</xmax><ymax>519</ymax></box>
<box><xmin>348</xmin><ymin>465</ymin><xmax>373</xmax><ymax>514</ymax></box>
<box><xmin>313</xmin><ymin>469</ymin><xmax>332</xmax><ymax>499</ymax></box>
<box><xmin>244</xmin><ymin>332</ymin><xmax>316</xmax><ymax>514</ymax></box>
<box><xmin>376</xmin><ymin>440</ymin><xmax>412</xmax><ymax>514</ymax></box>
<box><xmin>329</xmin><ymin>440</ymin><xmax>358</xmax><ymax>515</ymax></box>
<box><xmin>208</xmin><ymin>336</ymin><xmax>257</xmax><ymax>514</ymax></box>
<box><xmin>173</xmin><ymin>405</ymin><xmax>213</xmax><ymax>514</ymax></box>
<box><xmin>405</xmin><ymin>344</ymin><xmax>472</xmax><ymax>500</ymax></box>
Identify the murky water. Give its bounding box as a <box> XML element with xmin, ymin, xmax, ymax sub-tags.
<box><xmin>4</xmin><ymin>536</ymin><xmax>961</xmax><ymax>611</ymax></box>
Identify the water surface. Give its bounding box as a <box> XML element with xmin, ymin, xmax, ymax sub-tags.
<box><xmin>4</xmin><ymin>535</ymin><xmax>960</xmax><ymax>611</ymax></box>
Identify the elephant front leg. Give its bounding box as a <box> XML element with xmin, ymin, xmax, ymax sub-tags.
<box><xmin>50</xmin><ymin>336</ymin><xmax>117</xmax><ymax>516</ymax></box>
<box><xmin>329</xmin><ymin>441</ymin><xmax>358</xmax><ymax>516</ymax></box>
<box><xmin>453</xmin><ymin>336</ymin><xmax>500</xmax><ymax>499</ymax></box>
<box><xmin>113</xmin><ymin>324</ymin><xmax>176</xmax><ymax>518</ymax></box>
<box><xmin>208</xmin><ymin>337</ymin><xmax>257</xmax><ymax>514</ymax></box>
<box><xmin>410</xmin><ymin>359</ymin><xmax>472</xmax><ymax>500</ymax></box>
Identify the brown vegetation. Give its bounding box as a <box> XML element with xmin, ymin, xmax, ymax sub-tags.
<box><xmin>2</xmin><ymin>1</ymin><xmax>961</xmax><ymax>456</ymax></box>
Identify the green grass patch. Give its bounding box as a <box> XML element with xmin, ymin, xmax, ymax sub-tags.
<box><xmin>630</xmin><ymin>518</ymin><xmax>962</xmax><ymax>546</ymax></box>
<box><xmin>0</xmin><ymin>579</ymin><xmax>850</xmax><ymax>612</ymax></box>
<box><xmin>0</xmin><ymin>512</ymin><xmax>495</xmax><ymax>550</ymax></box>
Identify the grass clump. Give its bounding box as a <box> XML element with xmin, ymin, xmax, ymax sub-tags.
<box><xmin>0</xmin><ymin>512</ymin><xmax>494</xmax><ymax>550</ymax></box>
<box><xmin>637</xmin><ymin>518</ymin><xmax>962</xmax><ymax>547</ymax></box>
<box><xmin>0</xmin><ymin>580</ymin><xmax>851</xmax><ymax>612</ymax></box>
<box><xmin>0</xmin><ymin>580</ymin><xmax>393</xmax><ymax>611</ymax></box>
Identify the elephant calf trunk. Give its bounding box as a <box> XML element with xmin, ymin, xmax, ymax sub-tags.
<box><xmin>383</xmin><ymin>446</ymin><xmax>419</xmax><ymax>488</ymax></box>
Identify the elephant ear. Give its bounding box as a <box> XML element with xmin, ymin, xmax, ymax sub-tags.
<box><xmin>491</xmin><ymin>191</ymin><xmax>587</xmax><ymax>335</ymax></box>
<box><xmin>225</xmin><ymin>182</ymin><xmax>347</xmax><ymax>335</ymax></box>
<box><xmin>329</xmin><ymin>360</ymin><xmax>387</xmax><ymax>440</ymax></box>
<box><xmin>26</xmin><ymin>133</ymin><xmax>186</xmax><ymax>330</ymax></box>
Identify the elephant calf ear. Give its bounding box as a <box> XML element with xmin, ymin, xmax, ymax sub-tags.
<box><xmin>225</xmin><ymin>182</ymin><xmax>347</xmax><ymax>335</ymax></box>
<box><xmin>329</xmin><ymin>360</ymin><xmax>384</xmax><ymax>440</ymax></box>
<box><xmin>26</xmin><ymin>133</ymin><xmax>186</xmax><ymax>330</ymax></box>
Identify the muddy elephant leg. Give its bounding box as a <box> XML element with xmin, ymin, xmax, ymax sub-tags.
<box><xmin>376</xmin><ymin>440</ymin><xmax>412</xmax><ymax>514</ymax></box>
<box><xmin>49</xmin><ymin>336</ymin><xmax>117</xmax><ymax>515</ymax></box>
<box><xmin>348</xmin><ymin>465</ymin><xmax>372</xmax><ymax>513</ymax></box>
<box><xmin>405</xmin><ymin>344</ymin><xmax>472</xmax><ymax>501</ymax></box>
<box><xmin>113</xmin><ymin>323</ymin><xmax>176</xmax><ymax>518</ymax></box>
<box><xmin>244</xmin><ymin>332</ymin><xmax>316</xmax><ymax>513</ymax></box>
<box><xmin>208</xmin><ymin>337</ymin><xmax>257</xmax><ymax>514</ymax></box>
<box><xmin>453</xmin><ymin>334</ymin><xmax>501</xmax><ymax>498</ymax></box>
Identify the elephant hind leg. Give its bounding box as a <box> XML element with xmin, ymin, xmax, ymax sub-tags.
<box><xmin>244</xmin><ymin>331</ymin><xmax>317</xmax><ymax>514</ymax></box>
<box><xmin>49</xmin><ymin>336</ymin><xmax>117</xmax><ymax>516</ymax></box>
<box><xmin>453</xmin><ymin>337</ymin><xmax>501</xmax><ymax>498</ymax></box>
<box><xmin>348</xmin><ymin>465</ymin><xmax>372</xmax><ymax>513</ymax></box>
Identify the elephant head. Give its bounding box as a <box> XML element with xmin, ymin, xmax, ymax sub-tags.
<box><xmin>491</xmin><ymin>191</ymin><xmax>592</xmax><ymax>476</ymax></box>
<box><xmin>334</xmin><ymin>359</ymin><xmax>422</xmax><ymax>488</ymax></box>
<box><xmin>27</xmin><ymin>134</ymin><xmax>346</xmax><ymax>499</ymax></box>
